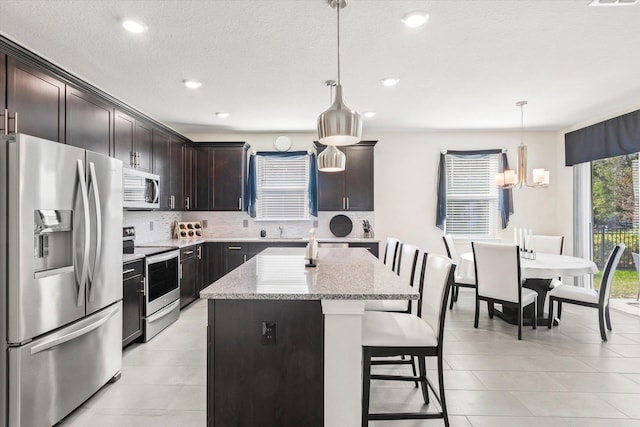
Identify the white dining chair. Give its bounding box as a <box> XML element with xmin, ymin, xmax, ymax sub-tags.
<box><xmin>442</xmin><ymin>234</ymin><xmax>476</xmax><ymax>309</ymax></box>
<box><xmin>548</xmin><ymin>244</ymin><xmax>625</xmax><ymax>341</ymax></box>
<box><xmin>526</xmin><ymin>235</ymin><xmax>564</xmax><ymax>254</ymax></box>
<box><xmin>383</xmin><ymin>237</ymin><xmax>401</xmax><ymax>273</ymax></box>
<box><xmin>366</xmin><ymin>243</ymin><xmax>420</xmax><ymax>313</ymax></box>
<box><xmin>365</xmin><ymin>243</ymin><xmax>421</xmax><ymax>385</ymax></box>
<box><xmin>472</xmin><ymin>242</ymin><xmax>537</xmax><ymax>340</ymax></box>
<box><xmin>633</xmin><ymin>252</ymin><xmax>640</xmax><ymax>301</ymax></box>
<box><xmin>361</xmin><ymin>252</ymin><xmax>454</xmax><ymax>427</ymax></box>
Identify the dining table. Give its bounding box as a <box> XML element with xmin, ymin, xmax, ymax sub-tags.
<box><xmin>458</xmin><ymin>251</ymin><xmax>598</xmax><ymax>325</ymax></box>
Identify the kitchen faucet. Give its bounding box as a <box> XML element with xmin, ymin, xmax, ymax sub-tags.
<box><xmin>279</xmin><ymin>226</ymin><xmax>284</xmax><ymax>238</ymax></box>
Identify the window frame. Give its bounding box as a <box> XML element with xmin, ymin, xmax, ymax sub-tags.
<box><xmin>254</xmin><ymin>153</ymin><xmax>312</xmax><ymax>221</ymax></box>
<box><xmin>444</xmin><ymin>152</ymin><xmax>501</xmax><ymax>238</ymax></box>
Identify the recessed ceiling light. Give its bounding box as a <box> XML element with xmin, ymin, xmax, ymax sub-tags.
<box><xmin>401</xmin><ymin>10</ymin><xmax>429</xmax><ymax>27</ymax></box>
<box><xmin>183</xmin><ymin>80</ymin><xmax>202</xmax><ymax>89</ymax></box>
<box><xmin>122</xmin><ymin>20</ymin><xmax>148</xmax><ymax>33</ymax></box>
<box><xmin>216</xmin><ymin>112</ymin><xmax>230</xmax><ymax>119</ymax></box>
<box><xmin>363</xmin><ymin>111</ymin><xmax>376</xmax><ymax>118</ymax></box>
<box><xmin>381</xmin><ymin>77</ymin><xmax>400</xmax><ymax>87</ymax></box>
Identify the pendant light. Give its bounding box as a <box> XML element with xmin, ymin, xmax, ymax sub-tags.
<box><xmin>495</xmin><ymin>101</ymin><xmax>550</xmax><ymax>189</ymax></box>
<box><xmin>318</xmin><ymin>81</ymin><xmax>347</xmax><ymax>172</ymax></box>
<box><xmin>317</xmin><ymin>0</ymin><xmax>362</xmax><ymax>147</ymax></box>
<box><xmin>318</xmin><ymin>145</ymin><xmax>347</xmax><ymax>172</ymax></box>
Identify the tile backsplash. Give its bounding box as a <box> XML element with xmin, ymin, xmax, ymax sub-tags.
<box><xmin>123</xmin><ymin>211</ymin><xmax>182</xmax><ymax>244</ymax></box>
<box><xmin>182</xmin><ymin>211</ymin><xmax>376</xmax><ymax>239</ymax></box>
<box><xmin>124</xmin><ymin>210</ymin><xmax>376</xmax><ymax>243</ymax></box>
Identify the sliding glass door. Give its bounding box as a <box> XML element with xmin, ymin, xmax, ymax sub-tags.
<box><xmin>591</xmin><ymin>153</ymin><xmax>639</xmax><ymax>298</ymax></box>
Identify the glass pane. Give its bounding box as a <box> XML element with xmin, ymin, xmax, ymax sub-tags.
<box><xmin>591</xmin><ymin>153</ymin><xmax>639</xmax><ymax>297</ymax></box>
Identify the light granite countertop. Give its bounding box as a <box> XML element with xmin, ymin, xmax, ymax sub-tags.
<box><xmin>199</xmin><ymin>247</ymin><xmax>417</xmax><ymax>301</ymax></box>
<box><xmin>137</xmin><ymin>237</ymin><xmax>380</xmax><ymax>248</ymax></box>
<box><xmin>123</xmin><ymin>253</ymin><xmax>145</xmax><ymax>263</ymax></box>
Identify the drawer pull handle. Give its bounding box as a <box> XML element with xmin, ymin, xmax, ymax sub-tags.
<box><xmin>228</xmin><ymin>246</ymin><xmax>242</xmax><ymax>250</ymax></box>
<box><xmin>123</xmin><ymin>268</ymin><xmax>136</xmax><ymax>275</ymax></box>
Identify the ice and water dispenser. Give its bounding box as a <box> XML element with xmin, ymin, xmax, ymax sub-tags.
<box><xmin>33</xmin><ymin>209</ymin><xmax>73</xmax><ymax>276</ymax></box>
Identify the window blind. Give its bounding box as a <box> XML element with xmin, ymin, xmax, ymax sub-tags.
<box><xmin>256</xmin><ymin>155</ymin><xmax>310</xmax><ymax>220</ymax></box>
<box><xmin>445</xmin><ymin>154</ymin><xmax>499</xmax><ymax>237</ymax></box>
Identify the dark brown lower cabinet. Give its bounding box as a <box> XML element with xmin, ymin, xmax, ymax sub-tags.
<box><xmin>122</xmin><ymin>259</ymin><xmax>144</xmax><ymax>347</ymax></box>
<box><xmin>207</xmin><ymin>299</ymin><xmax>323</xmax><ymax>427</ymax></box>
<box><xmin>180</xmin><ymin>245</ymin><xmax>201</xmax><ymax>309</ymax></box>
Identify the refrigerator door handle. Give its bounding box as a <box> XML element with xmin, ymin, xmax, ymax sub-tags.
<box><xmin>29</xmin><ymin>304</ymin><xmax>120</xmax><ymax>355</ymax></box>
<box><xmin>87</xmin><ymin>162</ymin><xmax>102</xmax><ymax>301</ymax></box>
<box><xmin>74</xmin><ymin>160</ymin><xmax>90</xmax><ymax>307</ymax></box>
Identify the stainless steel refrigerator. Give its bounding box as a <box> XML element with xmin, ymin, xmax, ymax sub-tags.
<box><xmin>0</xmin><ymin>133</ymin><xmax>123</xmax><ymax>426</ymax></box>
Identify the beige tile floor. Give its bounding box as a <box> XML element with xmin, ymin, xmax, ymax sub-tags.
<box><xmin>60</xmin><ymin>289</ymin><xmax>640</xmax><ymax>426</ymax></box>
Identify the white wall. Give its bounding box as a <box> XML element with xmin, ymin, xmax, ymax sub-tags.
<box><xmin>186</xmin><ymin>130</ymin><xmax>565</xmax><ymax>256</ymax></box>
<box><xmin>373</xmin><ymin>131</ymin><xmax>563</xmax><ymax>256</ymax></box>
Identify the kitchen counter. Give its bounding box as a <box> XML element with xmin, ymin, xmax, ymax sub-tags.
<box><xmin>138</xmin><ymin>237</ymin><xmax>379</xmax><ymax>248</ymax></box>
<box><xmin>203</xmin><ymin>247</ymin><xmax>416</xmax><ymax>426</ymax></box>
<box><xmin>122</xmin><ymin>253</ymin><xmax>145</xmax><ymax>263</ymax></box>
<box><xmin>200</xmin><ymin>247</ymin><xmax>412</xmax><ymax>301</ymax></box>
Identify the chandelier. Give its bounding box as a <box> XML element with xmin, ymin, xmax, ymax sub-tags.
<box><xmin>495</xmin><ymin>101</ymin><xmax>550</xmax><ymax>189</ymax></box>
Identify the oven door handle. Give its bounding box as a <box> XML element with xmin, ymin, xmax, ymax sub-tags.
<box><xmin>148</xmin><ymin>300</ymin><xmax>180</xmax><ymax>323</ymax></box>
<box><xmin>145</xmin><ymin>250</ymin><xmax>180</xmax><ymax>264</ymax></box>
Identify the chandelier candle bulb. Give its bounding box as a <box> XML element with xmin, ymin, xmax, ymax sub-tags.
<box><xmin>504</xmin><ymin>170</ymin><xmax>517</xmax><ymax>185</ymax></box>
<box><xmin>533</xmin><ymin>169</ymin><xmax>545</xmax><ymax>184</ymax></box>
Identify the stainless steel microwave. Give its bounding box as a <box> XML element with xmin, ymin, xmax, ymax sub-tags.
<box><xmin>123</xmin><ymin>168</ymin><xmax>160</xmax><ymax>209</ymax></box>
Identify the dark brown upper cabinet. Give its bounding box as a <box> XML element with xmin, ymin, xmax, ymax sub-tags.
<box><xmin>316</xmin><ymin>141</ymin><xmax>376</xmax><ymax>211</ymax></box>
<box><xmin>6</xmin><ymin>57</ymin><xmax>65</xmax><ymax>142</ymax></box>
<box><xmin>114</xmin><ymin>110</ymin><xmax>153</xmax><ymax>172</ymax></box>
<box><xmin>194</xmin><ymin>146</ymin><xmax>213</xmax><ymax>211</ymax></box>
<box><xmin>212</xmin><ymin>144</ymin><xmax>244</xmax><ymax>211</ymax></box>
<box><xmin>170</xmin><ymin>137</ymin><xmax>184</xmax><ymax>211</ymax></box>
<box><xmin>153</xmin><ymin>128</ymin><xmax>171</xmax><ymax>210</ymax></box>
<box><xmin>66</xmin><ymin>86</ymin><xmax>112</xmax><ymax>156</ymax></box>
<box><xmin>153</xmin><ymin>128</ymin><xmax>184</xmax><ymax>211</ymax></box>
<box><xmin>190</xmin><ymin>143</ymin><xmax>245</xmax><ymax>211</ymax></box>
<box><xmin>184</xmin><ymin>145</ymin><xmax>195</xmax><ymax>211</ymax></box>
<box><xmin>0</xmin><ymin>54</ymin><xmax>6</xmax><ymax>120</ymax></box>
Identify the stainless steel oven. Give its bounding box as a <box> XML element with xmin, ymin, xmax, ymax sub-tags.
<box><xmin>143</xmin><ymin>249</ymin><xmax>180</xmax><ymax>341</ymax></box>
<box><xmin>145</xmin><ymin>250</ymin><xmax>180</xmax><ymax>314</ymax></box>
<box><xmin>122</xmin><ymin>226</ymin><xmax>180</xmax><ymax>342</ymax></box>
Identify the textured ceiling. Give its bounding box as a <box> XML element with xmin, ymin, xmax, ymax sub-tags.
<box><xmin>1</xmin><ymin>0</ymin><xmax>639</xmax><ymax>135</ymax></box>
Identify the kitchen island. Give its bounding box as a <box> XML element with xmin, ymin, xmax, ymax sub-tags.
<box><xmin>200</xmin><ymin>247</ymin><xmax>418</xmax><ymax>427</ymax></box>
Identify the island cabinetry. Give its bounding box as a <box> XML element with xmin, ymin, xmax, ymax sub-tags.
<box><xmin>6</xmin><ymin>56</ymin><xmax>65</xmax><ymax>142</ymax></box>
<box><xmin>122</xmin><ymin>259</ymin><xmax>144</xmax><ymax>347</ymax></box>
<box><xmin>208</xmin><ymin>299</ymin><xmax>323</xmax><ymax>426</ymax></box>
<box><xmin>316</xmin><ymin>140</ymin><xmax>376</xmax><ymax>211</ymax></box>
<box><xmin>114</xmin><ymin>110</ymin><xmax>152</xmax><ymax>171</ymax></box>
